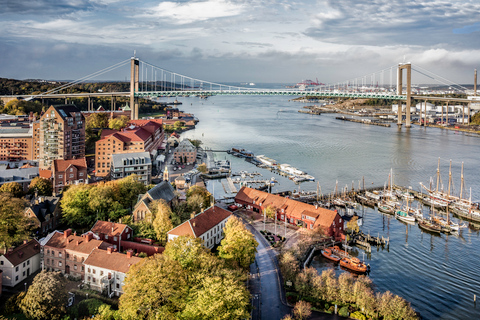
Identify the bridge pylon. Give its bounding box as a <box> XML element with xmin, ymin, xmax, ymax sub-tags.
<box><xmin>130</xmin><ymin>57</ymin><xmax>139</xmax><ymax>120</ymax></box>
<box><xmin>397</xmin><ymin>63</ymin><xmax>412</xmax><ymax>128</ymax></box>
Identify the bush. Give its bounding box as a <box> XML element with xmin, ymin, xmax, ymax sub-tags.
<box><xmin>350</xmin><ymin>311</ymin><xmax>367</xmax><ymax>320</ymax></box>
<box><xmin>338</xmin><ymin>306</ymin><xmax>349</xmax><ymax>317</ymax></box>
<box><xmin>69</xmin><ymin>298</ymin><xmax>106</xmax><ymax>319</ymax></box>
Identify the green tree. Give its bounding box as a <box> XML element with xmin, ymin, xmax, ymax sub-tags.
<box><xmin>295</xmin><ymin>267</ymin><xmax>321</xmax><ymax>298</ymax></box>
<box><xmin>188</xmin><ymin>139</ymin><xmax>202</xmax><ymax>148</ymax></box>
<box><xmin>186</xmin><ymin>185</ymin><xmax>211</xmax><ymax>210</ymax></box>
<box><xmin>0</xmin><ymin>182</ymin><xmax>24</xmax><ymax>198</ymax></box>
<box><xmin>20</xmin><ymin>271</ymin><xmax>67</xmax><ymax>320</ymax></box>
<box><xmin>164</xmin><ymin>236</ymin><xmax>207</xmax><ymax>270</ymax></box>
<box><xmin>293</xmin><ymin>301</ymin><xmax>312</xmax><ymax>320</ymax></box>
<box><xmin>279</xmin><ymin>250</ymin><xmax>299</xmax><ymax>283</ymax></box>
<box><xmin>61</xmin><ymin>184</ymin><xmax>95</xmax><ymax>227</ymax></box>
<box><xmin>180</xmin><ymin>274</ymin><xmax>250</xmax><ymax>320</ymax></box>
<box><xmin>151</xmin><ymin>199</ymin><xmax>174</xmax><ymax>245</ymax></box>
<box><xmin>117</xmin><ymin>174</ymin><xmax>146</xmax><ymax>212</ymax></box>
<box><xmin>28</xmin><ymin>177</ymin><xmax>53</xmax><ymax>196</ymax></box>
<box><xmin>218</xmin><ymin>216</ymin><xmax>258</xmax><ymax>269</ymax></box>
<box><xmin>119</xmin><ymin>255</ymin><xmax>188</xmax><ymax>319</ymax></box>
<box><xmin>173</xmin><ymin>121</ymin><xmax>184</xmax><ymax>129</ymax></box>
<box><xmin>197</xmin><ymin>163</ymin><xmax>207</xmax><ymax>173</ymax></box>
<box><xmin>108</xmin><ymin>115</ymin><xmax>130</xmax><ymax>130</ymax></box>
<box><xmin>89</xmin><ymin>181</ymin><xmax>127</xmax><ymax>221</ymax></box>
<box><xmin>186</xmin><ymin>193</ymin><xmax>204</xmax><ymax>214</ymax></box>
<box><xmin>0</xmin><ymin>193</ymin><xmax>30</xmax><ymax>252</ymax></box>
<box><xmin>264</xmin><ymin>204</ymin><xmax>277</xmax><ymax>220</ymax></box>
<box><xmin>86</xmin><ymin>112</ymin><xmax>109</xmax><ymax>130</ymax></box>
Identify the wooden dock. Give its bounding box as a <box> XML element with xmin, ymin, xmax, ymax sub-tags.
<box><xmin>336</xmin><ymin>116</ymin><xmax>391</xmax><ymax>127</ymax></box>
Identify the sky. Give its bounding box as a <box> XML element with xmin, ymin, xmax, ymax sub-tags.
<box><xmin>1</xmin><ymin>0</ymin><xmax>480</xmax><ymax>84</ymax></box>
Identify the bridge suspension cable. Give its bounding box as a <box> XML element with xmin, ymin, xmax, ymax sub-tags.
<box><xmin>36</xmin><ymin>58</ymin><xmax>131</xmax><ymax>97</ymax></box>
<box><xmin>411</xmin><ymin>64</ymin><xmax>469</xmax><ymax>93</ymax></box>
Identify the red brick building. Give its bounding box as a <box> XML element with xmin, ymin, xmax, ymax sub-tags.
<box><xmin>95</xmin><ymin>119</ymin><xmax>164</xmax><ymax>177</ymax></box>
<box><xmin>43</xmin><ymin>229</ymin><xmax>109</xmax><ymax>280</ymax></box>
<box><xmin>90</xmin><ymin>221</ymin><xmax>134</xmax><ymax>251</ymax></box>
<box><xmin>52</xmin><ymin>158</ymin><xmax>88</xmax><ymax>193</ymax></box>
<box><xmin>235</xmin><ymin>187</ymin><xmax>344</xmax><ymax>240</ymax></box>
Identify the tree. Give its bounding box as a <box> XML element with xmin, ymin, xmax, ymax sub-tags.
<box><xmin>0</xmin><ymin>193</ymin><xmax>31</xmax><ymax>252</ymax></box>
<box><xmin>60</xmin><ymin>184</ymin><xmax>94</xmax><ymax>227</ymax></box>
<box><xmin>186</xmin><ymin>185</ymin><xmax>211</xmax><ymax>210</ymax></box>
<box><xmin>151</xmin><ymin>199</ymin><xmax>174</xmax><ymax>245</ymax></box>
<box><xmin>218</xmin><ymin>216</ymin><xmax>258</xmax><ymax>269</ymax></box>
<box><xmin>186</xmin><ymin>193</ymin><xmax>204</xmax><ymax>213</ymax></box>
<box><xmin>0</xmin><ymin>182</ymin><xmax>24</xmax><ymax>198</ymax></box>
<box><xmin>346</xmin><ymin>215</ymin><xmax>360</xmax><ymax>233</ymax></box>
<box><xmin>117</xmin><ymin>174</ymin><xmax>146</xmax><ymax>212</ymax></box>
<box><xmin>197</xmin><ymin>163</ymin><xmax>207</xmax><ymax>173</ymax></box>
<box><xmin>20</xmin><ymin>271</ymin><xmax>67</xmax><ymax>320</ymax></box>
<box><xmin>108</xmin><ymin>115</ymin><xmax>129</xmax><ymax>130</ymax></box>
<box><xmin>119</xmin><ymin>255</ymin><xmax>188</xmax><ymax>320</ymax></box>
<box><xmin>180</xmin><ymin>274</ymin><xmax>250</xmax><ymax>320</ymax></box>
<box><xmin>293</xmin><ymin>301</ymin><xmax>312</xmax><ymax>320</ymax></box>
<box><xmin>28</xmin><ymin>177</ymin><xmax>53</xmax><ymax>196</ymax></box>
<box><xmin>295</xmin><ymin>267</ymin><xmax>321</xmax><ymax>298</ymax></box>
<box><xmin>338</xmin><ymin>271</ymin><xmax>355</xmax><ymax>304</ymax></box>
<box><xmin>86</xmin><ymin>112</ymin><xmax>109</xmax><ymax>130</ymax></box>
<box><xmin>89</xmin><ymin>181</ymin><xmax>127</xmax><ymax>221</ymax></box>
<box><xmin>264</xmin><ymin>204</ymin><xmax>277</xmax><ymax>220</ymax></box>
<box><xmin>164</xmin><ymin>236</ymin><xmax>207</xmax><ymax>270</ymax></box>
<box><xmin>279</xmin><ymin>250</ymin><xmax>299</xmax><ymax>283</ymax></box>
<box><xmin>174</xmin><ymin>121</ymin><xmax>184</xmax><ymax>129</ymax></box>
<box><xmin>188</xmin><ymin>139</ymin><xmax>202</xmax><ymax>148</ymax></box>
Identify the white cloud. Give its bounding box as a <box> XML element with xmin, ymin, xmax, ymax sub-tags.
<box><xmin>144</xmin><ymin>0</ymin><xmax>247</xmax><ymax>24</ymax></box>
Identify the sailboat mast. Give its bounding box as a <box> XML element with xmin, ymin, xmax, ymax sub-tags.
<box><xmin>460</xmin><ymin>162</ymin><xmax>464</xmax><ymax>200</ymax></box>
<box><xmin>448</xmin><ymin>160</ymin><xmax>452</xmax><ymax>199</ymax></box>
<box><xmin>436</xmin><ymin>157</ymin><xmax>440</xmax><ymax>193</ymax></box>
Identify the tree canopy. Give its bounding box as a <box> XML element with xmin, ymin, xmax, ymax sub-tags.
<box><xmin>186</xmin><ymin>186</ymin><xmax>211</xmax><ymax>210</ymax></box>
<box><xmin>0</xmin><ymin>182</ymin><xmax>25</xmax><ymax>198</ymax></box>
<box><xmin>0</xmin><ymin>193</ymin><xmax>31</xmax><ymax>251</ymax></box>
<box><xmin>151</xmin><ymin>199</ymin><xmax>174</xmax><ymax>245</ymax></box>
<box><xmin>218</xmin><ymin>216</ymin><xmax>258</xmax><ymax>269</ymax></box>
<box><xmin>28</xmin><ymin>177</ymin><xmax>53</xmax><ymax>196</ymax></box>
<box><xmin>20</xmin><ymin>271</ymin><xmax>67</xmax><ymax>320</ymax></box>
<box><xmin>109</xmin><ymin>115</ymin><xmax>130</xmax><ymax>130</ymax></box>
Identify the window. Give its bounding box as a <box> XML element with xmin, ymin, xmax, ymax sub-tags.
<box><xmin>100</xmin><ymin>271</ymin><xmax>103</xmax><ymax>276</ymax></box>
<box><xmin>15</xmin><ymin>275</ymin><xmax>18</xmax><ymax>281</ymax></box>
<box><xmin>23</xmin><ymin>262</ymin><xmax>26</xmax><ymax>267</ymax></box>
<box><xmin>88</xmin><ymin>268</ymin><xmax>91</xmax><ymax>273</ymax></box>
<box><xmin>58</xmin><ymin>175</ymin><xmax>63</xmax><ymax>179</ymax></box>
<box><xmin>113</xmin><ymin>237</ymin><xmax>117</xmax><ymax>241</ymax></box>
<box><xmin>16</xmin><ymin>266</ymin><xmax>19</xmax><ymax>272</ymax></box>
<box><xmin>47</xmin><ymin>259</ymin><xmax>50</xmax><ymax>265</ymax></box>
<box><xmin>58</xmin><ymin>261</ymin><xmax>62</xmax><ymax>267</ymax></box>
<box><xmin>69</xmin><ymin>174</ymin><xmax>74</xmax><ymax>178</ymax></box>
<box><xmin>74</xmin><ymin>265</ymin><xmax>77</xmax><ymax>270</ymax></box>
<box><xmin>27</xmin><ymin>260</ymin><xmax>30</xmax><ymax>265</ymax></box>
<box><xmin>93</xmin><ymin>269</ymin><xmax>96</xmax><ymax>274</ymax></box>
<box><xmin>116</xmin><ymin>283</ymin><xmax>120</xmax><ymax>289</ymax></box>
<box><xmin>0</xmin><ymin>261</ymin><xmax>3</xmax><ymax>265</ymax></box>
<box><xmin>23</xmin><ymin>271</ymin><xmax>26</xmax><ymax>276</ymax></box>
<box><xmin>66</xmin><ymin>253</ymin><xmax>69</xmax><ymax>259</ymax></box>
<box><xmin>105</xmin><ymin>235</ymin><xmax>108</xmax><ymax>239</ymax></box>
<box><xmin>51</xmin><ymin>251</ymin><xmax>54</xmax><ymax>256</ymax></box>
<box><xmin>59</xmin><ymin>252</ymin><xmax>62</xmax><ymax>258</ymax></box>
<box><xmin>82</xmin><ymin>266</ymin><xmax>84</xmax><ymax>271</ymax></box>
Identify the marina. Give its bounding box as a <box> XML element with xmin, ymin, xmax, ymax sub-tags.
<box><xmin>181</xmin><ymin>94</ymin><xmax>480</xmax><ymax>320</ymax></box>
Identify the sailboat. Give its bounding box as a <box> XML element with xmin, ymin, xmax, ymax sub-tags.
<box><xmin>418</xmin><ymin>200</ymin><xmax>442</xmax><ymax>234</ymax></box>
<box><xmin>395</xmin><ymin>197</ymin><xmax>416</xmax><ymax>223</ymax></box>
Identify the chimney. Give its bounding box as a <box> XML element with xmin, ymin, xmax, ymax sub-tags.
<box><xmin>126</xmin><ymin>250</ymin><xmax>133</xmax><ymax>258</ymax></box>
<box><xmin>190</xmin><ymin>212</ymin><xmax>196</xmax><ymax>219</ymax></box>
<box><xmin>64</xmin><ymin>229</ymin><xmax>72</xmax><ymax>238</ymax></box>
<box><xmin>315</xmin><ymin>204</ymin><xmax>318</xmax><ymax>209</ymax></box>
<box><xmin>76</xmin><ymin>240</ymin><xmax>79</xmax><ymax>246</ymax></box>
<box><xmin>192</xmin><ymin>221</ymin><xmax>196</xmax><ymax>227</ymax></box>
<box><xmin>74</xmin><ymin>231</ymin><xmax>77</xmax><ymax>236</ymax></box>
<box><xmin>107</xmin><ymin>247</ymin><xmax>113</xmax><ymax>254</ymax></box>
<box><xmin>23</xmin><ymin>240</ymin><xmax>28</xmax><ymax>245</ymax></box>
<box><xmin>85</xmin><ymin>233</ymin><xmax>93</xmax><ymax>242</ymax></box>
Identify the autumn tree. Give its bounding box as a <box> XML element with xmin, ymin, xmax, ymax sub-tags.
<box><xmin>0</xmin><ymin>182</ymin><xmax>24</xmax><ymax>198</ymax></box>
<box><xmin>295</xmin><ymin>267</ymin><xmax>322</xmax><ymax>298</ymax></box>
<box><xmin>186</xmin><ymin>185</ymin><xmax>212</xmax><ymax>210</ymax></box>
<box><xmin>108</xmin><ymin>115</ymin><xmax>129</xmax><ymax>130</ymax></box>
<box><xmin>218</xmin><ymin>216</ymin><xmax>258</xmax><ymax>269</ymax></box>
<box><xmin>186</xmin><ymin>193</ymin><xmax>204</xmax><ymax>213</ymax></box>
<box><xmin>89</xmin><ymin>181</ymin><xmax>127</xmax><ymax>222</ymax></box>
<box><xmin>164</xmin><ymin>236</ymin><xmax>207</xmax><ymax>270</ymax></box>
<box><xmin>173</xmin><ymin>121</ymin><xmax>184</xmax><ymax>129</ymax></box>
<box><xmin>264</xmin><ymin>204</ymin><xmax>277</xmax><ymax>220</ymax></box>
<box><xmin>197</xmin><ymin>163</ymin><xmax>207</xmax><ymax>173</ymax></box>
<box><xmin>346</xmin><ymin>215</ymin><xmax>360</xmax><ymax>233</ymax></box>
<box><xmin>0</xmin><ymin>193</ymin><xmax>30</xmax><ymax>252</ymax></box>
<box><xmin>86</xmin><ymin>112</ymin><xmax>109</xmax><ymax>130</ymax></box>
<box><xmin>293</xmin><ymin>301</ymin><xmax>312</xmax><ymax>320</ymax></box>
<box><xmin>28</xmin><ymin>177</ymin><xmax>53</xmax><ymax>196</ymax></box>
<box><xmin>20</xmin><ymin>271</ymin><xmax>67</xmax><ymax>320</ymax></box>
<box><xmin>61</xmin><ymin>184</ymin><xmax>94</xmax><ymax>227</ymax></box>
<box><xmin>151</xmin><ymin>199</ymin><xmax>174</xmax><ymax>245</ymax></box>
<box><xmin>279</xmin><ymin>250</ymin><xmax>299</xmax><ymax>283</ymax></box>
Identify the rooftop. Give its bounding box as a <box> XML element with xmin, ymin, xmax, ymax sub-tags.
<box><xmin>83</xmin><ymin>248</ymin><xmax>143</xmax><ymax>273</ymax></box>
<box><xmin>2</xmin><ymin>239</ymin><xmax>40</xmax><ymax>266</ymax></box>
<box><xmin>168</xmin><ymin>205</ymin><xmax>232</xmax><ymax>238</ymax></box>
<box><xmin>91</xmin><ymin>221</ymin><xmax>130</xmax><ymax>238</ymax></box>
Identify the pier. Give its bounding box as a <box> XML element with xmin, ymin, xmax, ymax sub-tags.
<box><xmin>336</xmin><ymin>116</ymin><xmax>391</xmax><ymax>127</ymax></box>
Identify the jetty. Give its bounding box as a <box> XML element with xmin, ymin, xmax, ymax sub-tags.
<box><xmin>336</xmin><ymin>116</ymin><xmax>391</xmax><ymax>127</ymax></box>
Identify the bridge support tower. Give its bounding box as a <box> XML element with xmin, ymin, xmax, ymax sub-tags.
<box><xmin>130</xmin><ymin>57</ymin><xmax>140</xmax><ymax>120</ymax></box>
<box><xmin>397</xmin><ymin>63</ymin><xmax>412</xmax><ymax>128</ymax></box>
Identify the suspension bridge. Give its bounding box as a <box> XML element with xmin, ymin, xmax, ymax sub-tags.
<box><xmin>1</xmin><ymin>56</ymin><xmax>478</xmax><ymax>127</ymax></box>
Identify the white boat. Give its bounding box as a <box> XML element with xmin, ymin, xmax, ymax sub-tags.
<box><xmin>255</xmin><ymin>155</ymin><xmax>278</xmax><ymax>167</ymax></box>
<box><xmin>280</xmin><ymin>164</ymin><xmax>306</xmax><ymax>176</ymax></box>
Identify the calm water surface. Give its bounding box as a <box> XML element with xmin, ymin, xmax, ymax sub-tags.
<box><xmin>174</xmin><ymin>94</ymin><xmax>480</xmax><ymax>320</ymax></box>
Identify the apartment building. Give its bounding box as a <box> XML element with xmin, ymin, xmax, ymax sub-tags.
<box><xmin>111</xmin><ymin>152</ymin><xmax>152</xmax><ymax>185</ymax></box>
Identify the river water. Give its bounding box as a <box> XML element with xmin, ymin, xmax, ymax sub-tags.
<box><xmin>175</xmin><ymin>93</ymin><xmax>480</xmax><ymax>320</ymax></box>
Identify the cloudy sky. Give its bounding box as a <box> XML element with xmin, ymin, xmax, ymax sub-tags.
<box><xmin>1</xmin><ymin>0</ymin><xmax>480</xmax><ymax>84</ymax></box>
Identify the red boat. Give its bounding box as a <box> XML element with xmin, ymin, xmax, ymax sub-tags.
<box><xmin>340</xmin><ymin>257</ymin><xmax>368</xmax><ymax>274</ymax></box>
<box><xmin>321</xmin><ymin>248</ymin><xmax>341</xmax><ymax>262</ymax></box>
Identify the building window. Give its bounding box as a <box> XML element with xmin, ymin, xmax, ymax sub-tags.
<box><xmin>16</xmin><ymin>266</ymin><xmax>19</xmax><ymax>272</ymax></box>
<box><xmin>93</xmin><ymin>269</ymin><xmax>96</xmax><ymax>274</ymax></box>
<box><xmin>59</xmin><ymin>261</ymin><xmax>62</xmax><ymax>267</ymax></box>
<box><xmin>116</xmin><ymin>283</ymin><xmax>120</xmax><ymax>289</ymax></box>
<box><xmin>100</xmin><ymin>271</ymin><xmax>103</xmax><ymax>276</ymax></box>
<box><xmin>15</xmin><ymin>275</ymin><xmax>18</xmax><ymax>281</ymax></box>
<box><xmin>27</xmin><ymin>260</ymin><xmax>30</xmax><ymax>265</ymax></box>
<box><xmin>59</xmin><ymin>252</ymin><xmax>62</xmax><ymax>258</ymax></box>
<box><xmin>23</xmin><ymin>262</ymin><xmax>26</xmax><ymax>268</ymax></box>
<box><xmin>88</xmin><ymin>268</ymin><xmax>91</xmax><ymax>273</ymax></box>
<box><xmin>66</xmin><ymin>253</ymin><xmax>69</xmax><ymax>259</ymax></box>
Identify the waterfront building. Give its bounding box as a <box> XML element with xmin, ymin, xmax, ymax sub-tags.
<box><xmin>111</xmin><ymin>151</ymin><xmax>152</xmax><ymax>185</ymax></box>
<box><xmin>167</xmin><ymin>206</ymin><xmax>232</xmax><ymax>249</ymax></box>
<box><xmin>36</xmin><ymin>105</ymin><xmax>85</xmax><ymax>170</ymax></box>
<box><xmin>83</xmin><ymin>248</ymin><xmax>143</xmax><ymax>297</ymax></box>
<box><xmin>132</xmin><ymin>181</ymin><xmax>176</xmax><ymax>222</ymax></box>
<box><xmin>173</xmin><ymin>139</ymin><xmax>197</xmax><ymax>164</ymax></box>
<box><xmin>43</xmin><ymin>229</ymin><xmax>109</xmax><ymax>280</ymax></box>
<box><xmin>52</xmin><ymin>158</ymin><xmax>88</xmax><ymax>194</ymax></box>
<box><xmin>235</xmin><ymin>187</ymin><xmax>344</xmax><ymax>240</ymax></box>
<box><xmin>95</xmin><ymin>119</ymin><xmax>164</xmax><ymax>177</ymax></box>
<box><xmin>0</xmin><ymin>239</ymin><xmax>41</xmax><ymax>287</ymax></box>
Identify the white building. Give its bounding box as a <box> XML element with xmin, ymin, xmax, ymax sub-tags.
<box><xmin>0</xmin><ymin>239</ymin><xmax>41</xmax><ymax>287</ymax></box>
<box><xmin>83</xmin><ymin>248</ymin><xmax>143</xmax><ymax>297</ymax></box>
<box><xmin>167</xmin><ymin>206</ymin><xmax>232</xmax><ymax>249</ymax></box>
<box><xmin>111</xmin><ymin>152</ymin><xmax>152</xmax><ymax>185</ymax></box>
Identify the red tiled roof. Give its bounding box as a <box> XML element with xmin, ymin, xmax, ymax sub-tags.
<box><xmin>39</xmin><ymin>168</ymin><xmax>53</xmax><ymax>179</ymax></box>
<box><xmin>53</xmin><ymin>158</ymin><xmax>87</xmax><ymax>172</ymax></box>
<box><xmin>83</xmin><ymin>248</ymin><xmax>143</xmax><ymax>273</ymax></box>
<box><xmin>168</xmin><ymin>206</ymin><xmax>232</xmax><ymax>238</ymax></box>
<box><xmin>235</xmin><ymin>187</ymin><xmax>339</xmax><ymax>228</ymax></box>
<box><xmin>45</xmin><ymin>231</ymin><xmax>108</xmax><ymax>254</ymax></box>
<box><xmin>100</xmin><ymin>129</ymin><xmax>119</xmax><ymax>138</ymax></box>
<box><xmin>91</xmin><ymin>221</ymin><xmax>129</xmax><ymax>237</ymax></box>
<box><xmin>129</xmin><ymin>119</ymin><xmax>163</xmax><ymax>127</ymax></box>
<box><xmin>3</xmin><ymin>239</ymin><xmax>40</xmax><ymax>266</ymax></box>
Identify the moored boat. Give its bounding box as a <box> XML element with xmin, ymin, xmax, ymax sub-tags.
<box><xmin>395</xmin><ymin>210</ymin><xmax>416</xmax><ymax>223</ymax></box>
<box><xmin>321</xmin><ymin>248</ymin><xmax>341</xmax><ymax>262</ymax></box>
<box><xmin>377</xmin><ymin>202</ymin><xmax>395</xmax><ymax>214</ymax></box>
<box><xmin>418</xmin><ymin>219</ymin><xmax>442</xmax><ymax>234</ymax></box>
<box><xmin>340</xmin><ymin>257</ymin><xmax>368</xmax><ymax>274</ymax></box>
